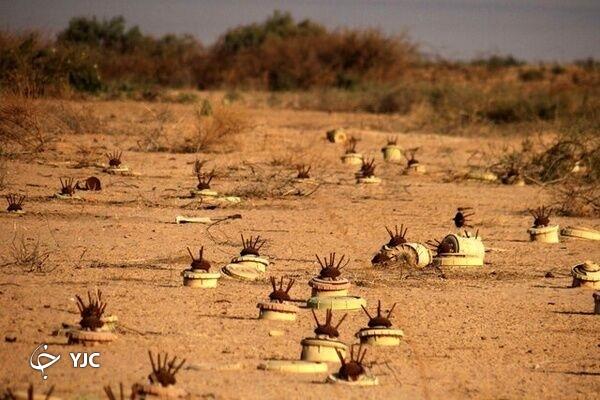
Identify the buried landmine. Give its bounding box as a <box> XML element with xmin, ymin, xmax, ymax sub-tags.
<box><xmin>222</xmin><ymin>235</ymin><xmax>269</xmax><ymax>281</ymax></box>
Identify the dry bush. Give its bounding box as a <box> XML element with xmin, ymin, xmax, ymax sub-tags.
<box><xmin>0</xmin><ymin>95</ymin><xmax>101</xmax><ymax>153</ymax></box>
<box><xmin>135</xmin><ymin>104</ymin><xmax>250</xmax><ymax>153</ymax></box>
<box><xmin>488</xmin><ymin>117</ymin><xmax>599</xmax><ymax>216</ymax></box>
<box><xmin>529</xmin><ymin>140</ymin><xmax>587</xmax><ymax>182</ymax></box>
<box><xmin>136</xmin><ymin>106</ymin><xmax>175</xmax><ymax>152</ymax></box>
<box><xmin>172</xmin><ymin>105</ymin><xmax>251</xmax><ymax>153</ymax></box>
<box><xmin>44</xmin><ymin>102</ymin><xmax>105</xmax><ymax>135</ymax></box>
<box><xmin>0</xmin><ymin>94</ymin><xmax>57</xmax><ymax>152</ymax></box>
<box><xmin>225</xmin><ymin>164</ymin><xmax>282</xmax><ymax>199</ymax></box>
<box><xmin>348</xmin><ymin>260</ymin><xmax>444</xmax><ymax>288</ymax></box>
<box><xmin>72</xmin><ymin>143</ymin><xmax>99</xmax><ymax>168</ymax></box>
<box><xmin>552</xmin><ymin>180</ymin><xmax>599</xmax><ymax>217</ymax></box>
<box><xmin>2</xmin><ymin>15</ymin><xmax>599</xmax><ymax>140</ymax></box>
<box><xmin>227</xmin><ymin>166</ymin><xmax>319</xmax><ymax>199</ymax></box>
<box><xmin>487</xmin><ymin>139</ymin><xmax>534</xmax><ymax>183</ymax></box>
<box><xmin>490</xmin><ymin>118</ymin><xmax>599</xmax><ymax>185</ymax></box>
<box><xmin>1</xmin><ymin>235</ymin><xmax>52</xmax><ymax>272</ymax></box>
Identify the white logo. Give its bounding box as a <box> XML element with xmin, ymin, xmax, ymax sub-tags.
<box><xmin>70</xmin><ymin>352</ymin><xmax>100</xmax><ymax>368</ymax></box>
<box><xmin>29</xmin><ymin>344</ymin><xmax>61</xmax><ymax>380</ymax></box>
<box><xmin>30</xmin><ymin>344</ymin><xmax>102</xmax><ymax>380</ymax></box>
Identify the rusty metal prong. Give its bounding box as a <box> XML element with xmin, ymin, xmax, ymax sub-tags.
<box><xmin>361</xmin><ymin>304</ymin><xmax>372</xmax><ymax>320</ymax></box>
<box><xmin>358</xmin><ymin>346</ymin><xmax>367</xmax><ymax>364</ymax></box>
<box><xmin>186</xmin><ymin>247</ymin><xmax>195</xmax><ymax>261</ymax></box>
<box><xmin>311</xmin><ymin>309</ymin><xmax>320</xmax><ymax>326</ymax></box>
<box><xmin>172</xmin><ymin>357</ymin><xmax>186</xmax><ymax>376</ymax></box>
<box><xmin>285</xmin><ymin>278</ymin><xmax>294</xmax><ymax>293</ymax></box>
<box><xmin>387</xmin><ymin>302</ymin><xmax>397</xmax><ymax>319</ymax></box>
<box><xmin>315</xmin><ymin>254</ymin><xmax>324</xmax><ymax>269</ymax></box>
<box><xmin>335</xmin><ymin>313</ymin><xmax>348</xmax><ymax>329</ymax></box>
<box><xmin>335</xmin><ymin>254</ymin><xmax>345</xmax><ymax>269</ymax></box>
<box><xmin>335</xmin><ymin>349</ymin><xmax>345</xmax><ymax>364</ymax></box>
<box><xmin>148</xmin><ymin>350</ymin><xmax>157</xmax><ymax>373</ymax></box>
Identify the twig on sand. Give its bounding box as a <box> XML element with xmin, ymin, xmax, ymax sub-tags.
<box><xmin>206</xmin><ymin>214</ymin><xmax>242</xmax><ymax>244</ymax></box>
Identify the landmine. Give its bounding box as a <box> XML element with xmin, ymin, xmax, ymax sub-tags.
<box><xmin>222</xmin><ymin>235</ymin><xmax>269</xmax><ymax>281</ymax></box>
<box><xmin>103</xmin><ymin>150</ymin><xmax>133</xmax><ymax>175</ymax></box>
<box><xmin>326</xmin><ymin>128</ymin><xmax>347</xmax><ymax>143</ymax></box>
<box><xmin>190</xmin><ymin>159</ymin><xmax>240</xmax><ymax>203</ymax></box>
<box><xmin>431</xmin><ymin>231</ymin><xmax>485</xmax><ymax>267</ymax></box>
<box><xmin>131</xmin><ymin>351</ymin><xmax>188</xmax><ymax>399</ymax></box>
<box><xmin>54</xmin><ymin>178</ymin><xmax>82</xmax><ymax>200</ymax></box>
<box><xmin>257</xmin><ymin>277</ymin><xmax>299</xmax><ymax>321</ymax></box>
<box><xmin>309</xmin><ymin>253</ymin><xmax>351</xmax><ymax>298</ymax></box>
<box><xmin>300</xmin><ymin>310</ymin><xmax>348</xmax><ymax>363</ymax></box>
<box><xmin>67</xmin><ymin>290</ymin><xmax>116</xmax><ymax>346</ymax></box>
<box><xmin>404</xmin><ymin>148</ymin><xmax>426</xmax><ymax>174</ymax></box>
<box><xmin>181</xmin><ymin>247</ymin><xmax>221</xmax><ymax>288</ymax></box>
<box><xmin>356</xmin><ymin>158</ymin><xmax>381</xmax><ymax>184</ymax></box>
<box><xmin>355</xmin><ymin>301</ymin><xmax>404</xmax><ymax>346</ymax></box>
<box><xmin>571</xmin><ymin>261</ymin><xmax>600</xmax><ymax>289</ymax></box>
<box><xmin>528</xmin><ymin>206</ymin><xmax>559</xmax><ymax>243</ymax></box>
<box><xmin>381</xmin><ymin>136</ymin><xmax>403</xmax><ymax>163</ymax></box>
<box><xmin>4</xmin><ymin>194</ymin><xmax>25</xmax><ymax>215</ymax></box>
<box><xmin>341</xmin><ymin>136</ymin><xmax>363</xmax><ymax>166</ymax></box>
<box><xmin>307</xmin><ymin>253</ymin><xmax>366</xmax><ymax>310</ymax></box>
<box><xmin>3</xmin><ymin>384</ymin><xmax>62</xmax><ymax>400</ymax></box>
<box><xmin>465</xmin><ymin>168</ymin><xmax>498</xmax><ymax>182</ymax></box>
<box><xmin>327</xmin><ymin>344</ymin><xmax>378</xmax><ymax>386</ymax></box>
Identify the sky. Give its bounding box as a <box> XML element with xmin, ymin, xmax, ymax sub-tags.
<box><xmin>0</xmin><ymin>0</ymin><xmax>598</xmax><ymax>61</ymax></box>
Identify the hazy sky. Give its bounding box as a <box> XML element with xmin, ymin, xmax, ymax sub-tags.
<box><xmin>1</xmin><ymin>0</ymin><xmax>598</xmax><ymax>61</ymax></box>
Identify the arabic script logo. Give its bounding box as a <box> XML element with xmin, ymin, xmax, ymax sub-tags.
<box><xmin>29</xmin><ymin>343</ymin><xmax>61</xmax><ymax>380</ymax></box>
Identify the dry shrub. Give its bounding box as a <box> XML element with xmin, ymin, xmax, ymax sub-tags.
<box><xmin>529</xmin><ymin>140</ymin><xmax>587</xmax><ymax>182</ymax></box>
<box><xmin>1</xmin><ymin>235</ymin><xmax>52</xmax><ymax>272</ymax></box>
<box><xmin>229</xmin><ymin>182</ymin><xmax>272</xmax><ymax>199</ymax></box>
<box><xmin>135</xmin><ymin>104</ymin><xmax>251</xmax><ymax>153</ymax></box>
<box><xmin>136</xmin><ymin>106</ymin><xmax>174</xmax><ymax>152</ymax></box>
<box><xmin>487</xmin><ymin>139</ymin><xmax>534</xmax><ymax>183</ymax></box>
<box><xmin>173</xmin><ymin>105</ymin><xmax>251</xmax><ymax>153</ymax></box>
<box><xmin>0</xmin><ymin>94</ymin><xmax>57</xmax><ymax>152</ymax></box>
<box><xmin>227</xmin><ymin>165</ymin><xmax>319</xmax><ymax>199</ymax></box>
<box><xmin>348</xmin><ymin>260</ymin><xmax>443</xmax><ymax>288</ymax></box>
<box><xmin>226</xmin><ymin>164</ymin><xmax>281</xmax><ymax>199</ymax></box>
<box><xmin>44</xmin><ymin>102</ymin><xmax>105</xmax><ymax>135</ymax></box>
<box><xmin>490</xmin><ymin>118</ymin><xmax>599</xmax><ymax>186</ymax></box>
<box><xmin>552</xmin><ymin>180</ymin><xmax>599</xmax><ymax>217</ymax></box>
<box><xmin>0</xmin><ymin>95</ymin><xmax>103</xmax><ymax>154</ymax></box>
<box><xmin>72</xmin><ymin>143</ymin><xmax>99</xmax><ymax>168</ymax></box>
<box><xmin>489</xmin><ymin>117</ymin><xmax>599</xmax><ymax>217</ymax></box>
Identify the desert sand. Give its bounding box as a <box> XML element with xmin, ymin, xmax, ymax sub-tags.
<box><xmin>1</xmin><ymin>99</ymin><xmax>599</xmax><ymax>399</ymax></box>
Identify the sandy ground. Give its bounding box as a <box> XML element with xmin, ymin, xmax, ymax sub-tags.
<box><xmin>0</xmin><ymin>100</ymin><xmax>599</xmax><ymax>399</ymax></box>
